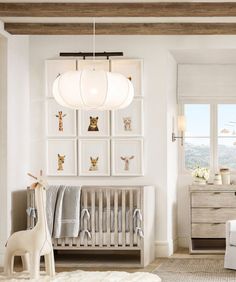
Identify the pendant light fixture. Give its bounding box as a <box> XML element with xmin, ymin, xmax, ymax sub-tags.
<box><xmin>53</xmin><ymin>19</ymin><xmax>134</xmax><ymax>110</ymax></box>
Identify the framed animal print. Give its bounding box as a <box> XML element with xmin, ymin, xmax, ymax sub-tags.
<box><xmin>78</xmin><ymin>139</ymin><xmax>110</xmax><ymax>176</ymax></box>
<box><xmin>112</xmin><ymin>99</ymin><xmax>143</xmax><ymax>137</ymax></box>
<box><xmin>111</xmin><ymin>139</ymin><xmax>143</xmax><ymax>176</ymax></box>
<box><xmin>46</xmin><ymin>139</ymin><xmax>77</xmax><ymax>176</ymax></box>
<box><xmin>78</xmin><ymin>110</ymin><xmax>110</xmax><ymax>137</ymax></box>
<box><xmin>110</xmin><ymin>59</ymin><xmax>143</xmax><ymax>97</ymax></box>
<box><xmin>46</xmin><ymin>99</ymin><xmax>76</xmax><ymax>137</ymax></box>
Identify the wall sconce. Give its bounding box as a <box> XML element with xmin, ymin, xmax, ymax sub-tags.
<box><xmin>172</xmin><ymin>115</ymin><xmax>186</xmax><ymax>146</ymax></box>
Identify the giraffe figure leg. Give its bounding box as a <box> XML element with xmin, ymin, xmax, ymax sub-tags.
<box><xmin>30</xmin><ymin>252</ymin><xmax>40</xmax><ymax>279</ymax></box>
<box><xmin>4</xmin><ymin>250</ymin><xmax>14</xmax><ymax>276</ymax></box>
<box><xmin>45</xmin><ymin>250</ymin><xmax>55</xmax><ymax>277</ymax></box>
<box><xmin>21</xmin><ymin>253</ymin><xmax>30</xmax><ymax>271</ymax></box>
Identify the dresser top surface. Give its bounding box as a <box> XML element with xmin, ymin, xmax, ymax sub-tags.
<box><xmin>190</xmin><ymin>184</ymin><xmax>236</xmax><ymax>191</ymax></box>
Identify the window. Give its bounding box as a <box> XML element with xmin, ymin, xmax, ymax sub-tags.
<box><xmin>218</xmin><ymin>104</ymin><xmax>236</xmax><ymax>169</ymax></box>
<box><xmin>182</xmin><ymin>103</ymin><xmax>236</xmax><ymax>172</ymax></box>
<box><xmin>184</xmin><ymin>104</ymin><xmax>210</xmax><ymax>170</ymax></box>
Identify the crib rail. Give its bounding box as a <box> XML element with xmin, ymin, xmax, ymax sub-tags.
<box><xmin>26</xmin><ymin>185</ymin><xmax>156</xmax><ymax>267</ymax></box>
<box><xmin>52</xmin><ymin>186</ymin><xmax>143</xmax><ymax>249</ymax></box>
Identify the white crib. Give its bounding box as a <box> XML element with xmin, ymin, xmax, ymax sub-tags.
<box><xmin>27</xmin><ymin>185</ymin><xmax>155</xmax><ymax>267</ymax></box>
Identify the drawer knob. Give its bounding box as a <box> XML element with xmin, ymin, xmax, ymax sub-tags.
<box><xmin>214</xmin><ymin>192</ymin><xmax>221</xmax><ymax>195</ymax></box>
<box><xmin>213</xmin><ymin>208</ymin><xmax>221</xmax><ymax>210</ymax></box>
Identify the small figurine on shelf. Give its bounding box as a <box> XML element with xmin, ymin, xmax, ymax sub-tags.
<box><xmin>192</xmin><ymin>166</ymin><xmax>210</xmax><ymax>185</ymax></box>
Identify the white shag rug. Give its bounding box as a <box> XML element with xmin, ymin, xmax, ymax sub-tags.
<box><xmin>0</xmin><ymin>270</ymin><xmax>161</xmax><ymax>282</ymax></box>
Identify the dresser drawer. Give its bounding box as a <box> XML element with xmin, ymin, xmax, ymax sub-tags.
<box><xmin>192</xmin><ymin>208</ymin><xmax>236</xmax><ymax>223</ymax></box>
<box><xmin>192</xmin><ymin>223</ymin><xmax>225</xmax><ymax>238</ymax></box>
<box><xmin>191</xmin><ymin>192</ymin><xmax>236</xmax><ymax>207</ymax></box>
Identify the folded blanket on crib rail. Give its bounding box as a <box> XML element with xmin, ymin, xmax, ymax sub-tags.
<box><xmin>47</xmin><ymin>185</ymin><xmax>81</xmax><ymax>239</ymax></box>
<box><xmin>46</xmin><ymin>185</ymin><xmax>61</xmax><ymax>235</ymax></box>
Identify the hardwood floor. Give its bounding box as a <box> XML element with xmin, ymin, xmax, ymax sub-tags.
<box><xmin>0</xmin><ymin>248</ymin><xmax>225</xmax><ymax>274</ymax></box>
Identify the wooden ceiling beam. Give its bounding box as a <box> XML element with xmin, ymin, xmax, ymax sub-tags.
<box><xmin>5</xmin><ymin>22</ymin><xmax>236</xmax><ymax>35</ymax></box>
<box><xmin>1</xmin><ymin>2</ymin><xmax>236</xmax><ymax>17</ymax></box>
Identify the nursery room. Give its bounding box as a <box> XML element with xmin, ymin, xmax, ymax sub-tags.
<box><xmin>3</xmin><ymin>1</ymin><xmax>236</xmax><ymax>281</ymax></box>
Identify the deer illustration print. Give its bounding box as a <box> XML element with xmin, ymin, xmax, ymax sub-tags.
<box><xmin>57</xmin><ymin>154</ymin><xmax>65</xmax><ymax>171</ymax></box>
<box><xmin>120</xmin><ymin>156</ymin><xmax>134</xmax><ymax>171</ymax></box>
<box><xmin>89</xmin><ymin>157</ymin><xmax>99</xmax><ymax>171</ymax></box>
<box><xmin>123</xmin><ymin>117</ymin><xmax>132</xmax><ymax>131</ymax></box>
<box><xmin>55</xmin><ymin>111</ymin><xmax>67</xmax><ymax>132</ymax></box>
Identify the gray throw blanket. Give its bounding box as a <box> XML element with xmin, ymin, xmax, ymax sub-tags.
<box><xmin>46</xmin><ymin>185</ymin><xmax>61</xmax><ymax>235</ymax></box>
<box><xmin>53</xmin><ymin>186</ymin><xmax>81</xmax><ymax>238</ymax></box>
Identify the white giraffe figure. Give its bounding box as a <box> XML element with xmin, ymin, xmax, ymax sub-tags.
<box><xmin>4</xmin><ymin>171</ymin><xmax>55</xmax><ymax>279</ymax></box>
<box><xmin>120</xmin><ymin>156</ymin><xmax>135</xmax><ymax>171</ymax></box>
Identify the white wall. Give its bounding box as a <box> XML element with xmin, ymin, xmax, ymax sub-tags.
<box><xmin>29</xmin><ymin>35</ymin><xmax>236</xmax><ymax>256</ymax></box>
<box><xmin>0</xmin><ymin>34</ymin><xmax>8</xmax><ymax>265</ymax></box>
<box><xmin>29</xmin><ymin>35</ymin><xmax>179</xmax><ymax>256</ymax></box>
<box><xmin>3</xmin><ymin>34</ymin><xmax>236</xmax><ymax>265</ymax></box>
<box><xmin>166</xmin><ymin>54</ymin><xmax>178</xmax><ymax>254</ymax></box>
<box><xmin>0</xmin><ymin>22</ymin><xmax>30</xmax><ymax>265</ymax></box>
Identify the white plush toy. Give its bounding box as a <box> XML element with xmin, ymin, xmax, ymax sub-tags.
<box><xmin>4</xmin><ymin>171</ymin><xmax>55</xmax><ymax>279</ymax></box>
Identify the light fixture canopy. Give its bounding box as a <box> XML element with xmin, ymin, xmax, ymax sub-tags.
<box><xmin>53</xmin><ymin>69</ymin><xmax>134</xmax><ymax>110</ymax></box>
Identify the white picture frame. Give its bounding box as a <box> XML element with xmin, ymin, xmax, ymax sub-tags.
<box><xmin>77</xmin><ymin>59</ymin><xmax>109</xmax><ymax>71</ymax></box>
<box><xmin>45</xmin><ymin>59</ymin><xmax>76</xmax><ymax>97</ymax></box>
<box><xmin>46</xmin><ymin>99</ymin><xmax>76</xmax><ymax>137</ymax></box>
<box><xmin>112</xmin><ymin>99</ymin><xmax>143</xmax><ymax>137</ymax></box>
<box><xmin>46</xmin><ymin>139</ymin><xmax>77</xmax><ymax>176</ymax></box>
<box><xmin>111</xmin><ymin>139</ymin><xmax>144</xmax><ymax>176</ymax></box>
<box><xmin>79</xmin><ymin>139</ymin><xmax>110</xmax><ymax>176</ymax></box>
<box><xmin>110</xmin><ymin>59</ymin><xmax>143</xmax><ymax>97</ymax></box>
<box><xmin>78</xmin><ymin>110</ymin><xmax>110</xmax><ymax>137</ymax></box>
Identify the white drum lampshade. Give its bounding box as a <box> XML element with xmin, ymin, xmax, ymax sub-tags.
<box><xmin>53</xmin><ymin>69</ymin><xmax>134</xmax><ymax>110</ymax></box>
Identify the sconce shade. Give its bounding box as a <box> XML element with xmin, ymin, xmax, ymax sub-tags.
<box><xmin>177</xmin><ymin>115</ymin><xmax>186</xmax><ymax>132</ymax></box>
<box><xmin>53</xmin><ymin>69</ymin><xmax>134</xmax><ymax>110</ymax></box>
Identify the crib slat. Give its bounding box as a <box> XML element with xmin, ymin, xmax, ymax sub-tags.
<box><xmin>114</xmin><ymin>190</ymin><xmax>118</xmax><ymax>247</ymax></box>
<box><xmin>84</xmin><ymin>190</ymin><xmax>88</xmax><ymax>247</ymax></box>
<box><xmin>32</xmin><ymin>190</ymin><xmax>36</xmax><ymax>227</ymax></box>
<box><xmin>91</xmin><ymin>190</ymin><xmax>96</xmax><ymax>247</ymax></box>
<box><xmin>137</xmin><ymin>188</ymin><xmax>141</xmax><ymax>247</ymax></box>
<box><xmin>129</xmin><ymin>189</ymin><xmax>133</xmax><ymax>247</ymax></box>
<box><xmin>122</xmin><ymin>190</ymin><xmax>126</xmax><ymax>247</ymax></box>
<box><xmin>107</xmin><ymin>189</ymin><xmax>111</xmax><ymax>247</ymax></box>
<box><xmin>133</xmin><ymin>189</ymin><xmax>138</xmax><ymax>245</ymax></box>
<box><xmin>99</xmin><ymin>189</ymin><xmax>103</xmax><ymax>247</ymax></box>
<box><xmin>27</xmin><ymin>188</ymin><xmax>30</xmax><ymax>228</ymax></box>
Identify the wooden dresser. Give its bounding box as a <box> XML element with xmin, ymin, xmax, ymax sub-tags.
<box><xmin>190</xmin><ymin>184</ymin><xmax>236</xmax><ymax>253</ymax></box>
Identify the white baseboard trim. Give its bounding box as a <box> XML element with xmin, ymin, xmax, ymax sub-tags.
<box><xmin>178</xmin><ymin>236</ymin><xmax>189</xmax><ymax>248</ymax></box>
<box><xmin>155</xmin><ymin>239</ymin><xmax>177</xmax><ymax>257</ymax></box>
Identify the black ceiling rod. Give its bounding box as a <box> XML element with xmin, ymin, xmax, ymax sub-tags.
<box><xmin>59</xmin><ymin>51</ymin><xmax>123</xmax><ymax>59</ymax></box>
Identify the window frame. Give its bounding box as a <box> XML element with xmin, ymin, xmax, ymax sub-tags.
<box><xmin>179</xmin><ymin>99</ymin><xmax>236</xmax><ymax>175</ymax></box>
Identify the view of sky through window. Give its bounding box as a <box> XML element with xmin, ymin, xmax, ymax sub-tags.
<box><xmin>184</xmin><ymin>104</ymin><xmax>236</xmax><ymax>170</ymax></box>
